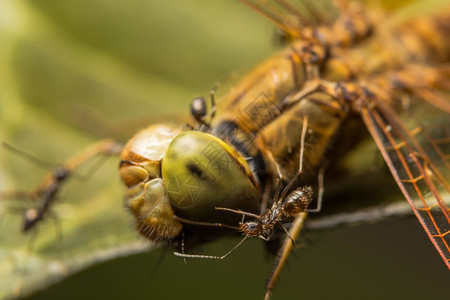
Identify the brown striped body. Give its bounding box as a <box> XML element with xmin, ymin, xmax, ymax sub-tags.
<box><xmin>210</xmin><ymin>6</ymin><xmax>450</xmax><ymax>195</ymax></box>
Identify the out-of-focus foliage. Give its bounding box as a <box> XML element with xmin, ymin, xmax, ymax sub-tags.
<box><xmin>0</xmin><ymin>0</ymin><xmax>448</xmax><ymax>299</ymax></box>
<box><xmin>0</xmin><ymin>0</ymin><xmax>275</xmax><ymax>298</ymax></box>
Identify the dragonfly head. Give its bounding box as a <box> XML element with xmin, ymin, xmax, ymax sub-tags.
<box><xmin>120</xmin><ymin>124</ymin><xmax>260</xmax><ymax>242</ymax></box>
<box><xmin>162</xmin><ymin>131</ymin><xmax>261</xmax><ymax>225</ymax></box>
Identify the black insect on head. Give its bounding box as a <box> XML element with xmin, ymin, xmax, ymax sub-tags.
<box><xmin>190</xmin><ymin>97</ymin><xmax>207</xmax><ymax>124</ymax></box>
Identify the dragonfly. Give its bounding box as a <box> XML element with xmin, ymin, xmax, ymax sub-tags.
<box><xmin>0</xmin><ymin>0</ymin><xmax>445</xmax><ymax>300</ymax></box>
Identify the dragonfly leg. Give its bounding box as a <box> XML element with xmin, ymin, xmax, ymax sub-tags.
<box><xmin>207</xmin><ymin>80</ymin><xmax>220</xmax><ymax>121</ymax></box>
<box><xmin>306</xmin><ymin>161</ymin><xmax>327</xmax><ymax>213</ymax></box>
<box><xmin>265</xmin><ymin>212</ymin><xmax>308</xmax><ymax>300</ymax></box>
<box><xmin>276</xmin><ymin>221</ymin><xmax>295</xmax><ymax>246</ymax></box>
<box><xmin>281</xmin><ymin>79</ymin><xmax>346</xmax><ymax>119</ymax></box>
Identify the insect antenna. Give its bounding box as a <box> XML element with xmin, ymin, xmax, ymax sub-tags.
<box><xmin>172</xmin><ymin>215</ymin><xmax>242</xmax><ymax>231</ymax></box>
<box><xmin>174</xmin><ymin>236</ymin><xmax>249</xmax><ymax>260</ymax></box>
<box><xmin>173</xmin><ymin>214</ymin><xmax>250</xmax><ymax>260</ymax></box>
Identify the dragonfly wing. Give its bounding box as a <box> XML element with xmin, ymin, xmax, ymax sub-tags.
<box><xmin>361</xmin><ymin>95</ymin><xmax>450</xmax><ymax>269</ymax></box>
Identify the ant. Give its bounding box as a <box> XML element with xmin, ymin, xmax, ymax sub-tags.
<box><xmin>1</xmin><ymin>140</ymin><xmax>122</xmax><ymax>233</ymax></box>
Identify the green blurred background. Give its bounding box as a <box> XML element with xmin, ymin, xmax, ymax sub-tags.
<box><xmin>0</xmin><ymin>0</ymin><xmax>448</xmax><ymax>299</ymax></box>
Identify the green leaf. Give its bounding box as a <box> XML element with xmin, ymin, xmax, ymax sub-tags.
<box><xmin>0</xmin><ymin>0</ymin><xmax>275</xmax><ymax>298</ymax></box>
<box><xmin>1</xmin><ymin>0</ymin><xmax>449</xmax><ymax>299</ymax></box>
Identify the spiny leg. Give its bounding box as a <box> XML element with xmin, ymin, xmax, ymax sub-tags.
<box><xmin>207</xmin><ymin>80</ymin><xmax>222</xmax><ymax>121</ymax></box>
<box><xmin>265</xmin><ymin>213</ymin><xmax>308</xmax><ymax>300</ymax></box>
<box><xmin>263</xmin><ymin>117</ymin><xmax>311</xmax><ymax>299</ymax></box>
<box><xmin>306</xmin><ymin>161</ymin><xmax>327</xmax><ymax>213</ymax></box>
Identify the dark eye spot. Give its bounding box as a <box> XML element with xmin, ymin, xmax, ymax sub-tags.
<box><xmin>187</xmin><ymin>162</ymin><xmax>204</xmax><ymax>178</ymax></box>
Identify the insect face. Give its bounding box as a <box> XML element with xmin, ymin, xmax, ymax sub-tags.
<box><xmin>240</xmin><ymin>221</ymin><xmax>263</xmax><ymax>237</ymax></box>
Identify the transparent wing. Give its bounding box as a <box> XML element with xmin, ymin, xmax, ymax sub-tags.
<box><xmin>361</xmin><ymin>93</ymin><xmax>450</xmax><ymax>268</ymax></box>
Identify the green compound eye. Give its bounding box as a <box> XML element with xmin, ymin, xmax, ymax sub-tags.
<box><xmin>162</xmin><ymin>131</ymin><xmax>260</xmax><ymax>223</ymax></box>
